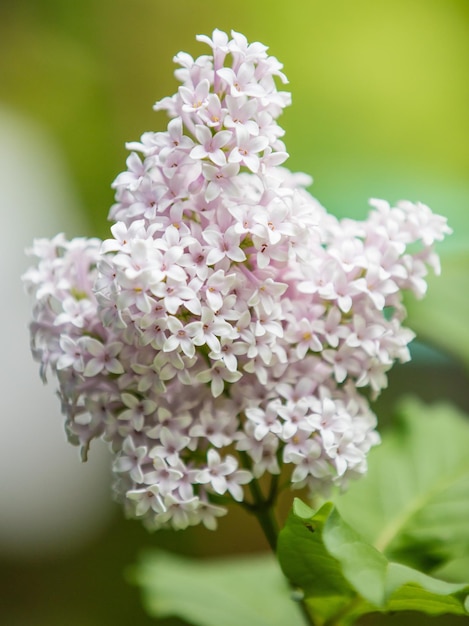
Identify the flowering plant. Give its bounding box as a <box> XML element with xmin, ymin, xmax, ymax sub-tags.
<box><xmin>24</xmin><ymin>29</ymin><xmax>469</xmax><ymax>626</ymax></box>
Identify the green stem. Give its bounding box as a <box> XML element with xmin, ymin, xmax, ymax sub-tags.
<box><xmin>267</xmin><ymin>472</ymin><xmax>280</xmax><ymax>505</ymax></box>
<box><xmin>249</xmin><ymin>491</ymin><xmax>317</xmax><ymax>626</ymax></box>
<box><xmin>238</xmin><ymin>453</ymin><xmax>317</xmax><ymax>626</ymax></box>
<box><xmin>247</xmin><ymin>477</ymin><xmax>279</xmax><ymax>552</ymax></box>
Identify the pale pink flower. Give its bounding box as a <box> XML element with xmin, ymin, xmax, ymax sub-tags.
<box><xmin>179</xmin><ymin>78</ymin><xmax>210</xmax><ymax>113</ymax></box>
<box><xmin>56</xmin><ymin>336</ymin><xmax>86</xmax><ymax>372</ymax></box>
<box><xmin>189</xmin><ymin>404</ymin><xmax>235</xmax><ymax>448</ymax></box>
<box><xmin>113</xmin><ymin>436</ymin><xmax>148</xmax><ymax>483</ymax></box>
<box><xmin>23</xmin><ymin>30</ymin><xmax>449</xmax><ymax>532</ymax></box>
<box><xmin>228</xmin><ymin>126</ymin><xmax>269</xmax><ymax>172</ymax></box>
<box><xmin>82</xmin><ymin>338</ymin><xmax>124</xmax><ymax>377</ymax></box>
<box><xmin>118</xmin><ymin>393</ymin><xmax>157</xmax><ymax>431</ymax></box>
<box><xmin>190</xmin><ymin>125</ymin><xmax>232</xmax><ymax>166</ymax></box>
<box><xmin>126</xmin><ymin>486</ymin><xmax>166</xmax><ymax>516</ymax></box>
<box><xmin>245</xmin><ymin>403</ymin><xmax>283</xmax><ymax>441</ymax></box>
<box><xmin>203</xmin><ymin>225</ymin><xmax>246</xmax><ymax>265</ymax></box>
<box><xmin>217</xmin><ymin>64</ymin><xmax>266</xmax><ymax>99</ymax></box>
<box><xmin>163</xmin><ymin>316</ymin><xmax>198</xmax><ymax>358</ymax></box>
<box><xmin>224</xmin><ymin>95</ymin><xmax>259</xmax><ymax>135</ymax></box>
<box><xmin>196</xmin><ymin>450</ymin><xmax>251</xmax><ymax>501</ymax></box>
<box><xmin>204</xmin><ymin>269</ymin><xmax>237</xmax><ymax>311</ymax></box>
<box><xmin>202</xmin><ymin>162</ymin><xmax>239</xmax><ymax>201</ymax></box>
<box><xmin>196</xmin><ymin>361</ymin><xmax>242</xmax><ymax>398</ymax></box>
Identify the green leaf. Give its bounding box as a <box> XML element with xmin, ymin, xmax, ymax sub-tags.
<box><xmin>278</xmin><ymin>500</ymin><xmax>469</xmax><ymax>626</ymax></box>
<box><xmin>277</xmin><ymin>499</ymin><xmax>379</xmax><ymax>624</ymax></box>
<box><xmin>334</xmin><ymin>398</ymin><xmax>469</xmax><ymax>571</ymax></box>
<box><xmin>278</xmin><ymin>398</ymin><xmax>469</xmax><ymax>624</ymax></box>
<box><xmin>434</xmin><ymin>556</ymin><xmax>469</xmax><ymax>584</ymax></box>
<box><xmin>404</xmin><ymin>251</ymin><xmax>469</xmax><ymax>370</ymax></box>
<box><xmin>130</xmin><ymin>550</ymin><xmax>305</xmax><ymax>626</ymax></box>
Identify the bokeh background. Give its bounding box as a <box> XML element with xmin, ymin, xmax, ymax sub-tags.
<box><xmin>1</xmin><ymin>1</ymin><xmax>468</xmax><ymax>624</ymax></box>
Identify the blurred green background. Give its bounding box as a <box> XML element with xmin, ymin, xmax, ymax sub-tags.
<box><xmin>1</xmin><ymin>1</ymin><xmax>468</xmax><ymax>624</ymax></box>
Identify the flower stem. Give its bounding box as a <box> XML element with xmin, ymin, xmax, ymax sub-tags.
<box><xmin>247</xmin><ymin>487</ymin><xmax>317</xmax><ymax>626</ymax></box>
<box><xmin>238</xmin><ymin>454</ymin><xmax>316</xmax><ymax>626</ymax></box>
<box><xmin>247</xmin><ymin>477</ymin><xmax>279</xmax><ymax>551</ymax></box>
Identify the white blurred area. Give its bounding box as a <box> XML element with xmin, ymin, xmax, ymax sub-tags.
<box><xmin>0</xmin><ymin>107</ymin><xmax>113</xmax><ymax>558</ymax></box>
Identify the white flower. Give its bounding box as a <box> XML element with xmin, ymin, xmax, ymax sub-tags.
<box><xmin>113</xmin><ymin>436</ymin><xmax>148</xmax><ymax>483</ymax></box>
<box><xmin>56</xmin><ymin>335</ymin><xmax>86</xmax><ymax>372</ymax></box>
<box><xmin>83</xmin><ymin>338</ymin><xmax>124</xmax><ymax>377</ymax></box>
<box><xmin>118</xmin><ymin>393</ymin><xmax>157</xmax><ymax>431</ymax></box>
<box><xmin>126</xmin><ymin>485</ymin><xmax>166</xmax><ymax>516</ymax></box>
<box><xmin>163</xmin><ymin>317</ymin><xmax>198</xmax><ymax>358</ymax></box>
<box><xmin>204</xmin><ymin>270</ymin><xmax>237</xmax><ymax>312</ymax></box>
<box><xmin>179</xmin><ymin>78</ymin><xmax>210</xmax><ymax>113</ymax></box>
<box><xmin>196</xmin><ymin>361</ymin><xmax>242</xmax><ymax>398</ymax></box>
<box><xmin>196</xmin><ymin>450</ymin><xmax>251</xmax><ymax>501</ymax></box>
<box><xmin>203</xmin><ymin>225</ymin><xmax>246</xmax><ymax>265</ymax></box>
<box><xmin>190</xmin><ymin>125</ymin><xmax>232</xmax><ymax>166</ymax></box>
<box><xmin>245</xmin><ymin>403</ymin><xmax>282</xmax><ymax>441</ymax></box>
<box><xmin>189</xmin><ymin>403</ymin><xmax>236</xmax><ymax>447</ymax></box>
<box><xmin>228</xmin><ymin>126</ymin><xmax>269</xmax><ymax>172</ymax></box>
<box><xmin>23</xmin><ymin>29</ymin><xmax>449</xmax><ymax>532</ymax></box>
<box><xmin>149</xmin><ymin>427</ymin><xmax>191</xmax><ymax>465</ymax></box>
<box><xmin>143</xmin><ymin>456</ymin><xmax>183</xmax><ymax>491</ymax></box>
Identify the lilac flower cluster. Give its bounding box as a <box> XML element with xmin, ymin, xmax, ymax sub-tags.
<box><xmin>23</xmin><ymin>30</ymin><xmax>450</xmax><ymax>531</ymax></box>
